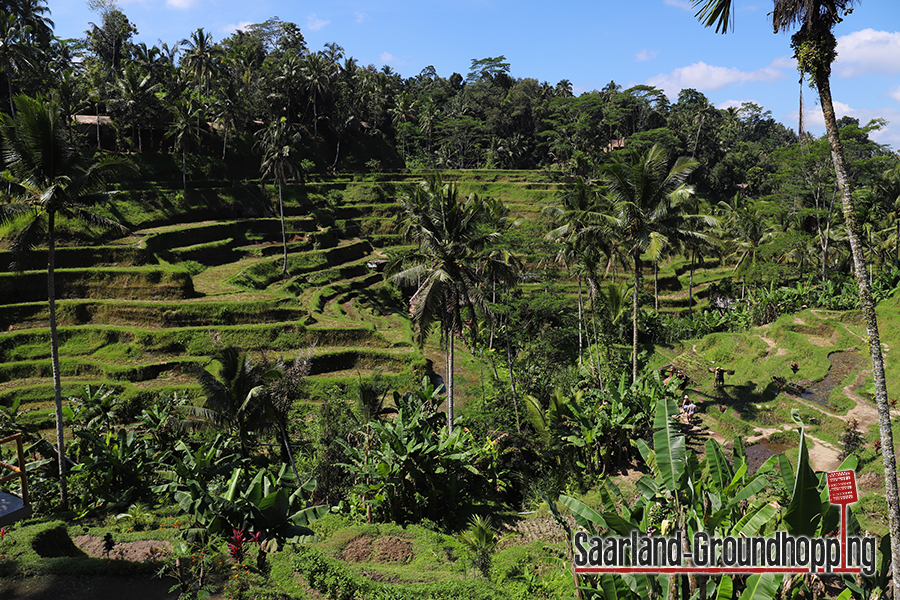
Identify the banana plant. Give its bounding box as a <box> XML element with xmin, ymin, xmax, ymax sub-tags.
<box><xmin>339</xmin><ymin>381</ymin><xmax>482</xmax><ymax>526</ymax></box>
<box><xmin>70</xmin><ymin>427</ymin><xmax>157</xmax><ymax>509</ymax></box>
<box><xmin>161</xmin><ymin>463</ymin><xmax>327</xmax><ymax>552</ymax></box>
<box><xmin>153</xmin><ymin>435</ymin><xmax>240</xmax><ymax>491</ymax></box>
<box><xmin>553</xmin><ymin>399</ymin><xmax>848</xmax><ymax>599</ymax></box>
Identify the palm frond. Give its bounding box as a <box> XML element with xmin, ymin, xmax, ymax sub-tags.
<box><xmin>68</xmin><ymin>206</ymin><xmax>131</xmax><ymax>235</ymax></box>
<box><xmin>8</xmin><ymin>211</ymin><xmax>45</xmax><ymax>270</ymax></box>
<box><xmin>692</xmin><ymin>0</ymin><xmax>735</xmax><ymax>34</ymax></box>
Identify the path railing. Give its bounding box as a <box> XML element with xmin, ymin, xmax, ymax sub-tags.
<box><xmin>0</xmin><ymin>433</ymin><xmax>28</xmax><ymax>505</ymax></box>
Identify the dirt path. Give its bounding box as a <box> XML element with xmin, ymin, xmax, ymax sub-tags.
<box><xmin>758</xmin><ymin>334</ymin><xmax>778</xmax><ymax>357</ymax></box>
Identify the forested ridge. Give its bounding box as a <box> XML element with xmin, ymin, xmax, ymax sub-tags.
<box><xmin>1</xmin><ymin>1</ymin><xmax>900</xmax><ymax>599</ymax></box>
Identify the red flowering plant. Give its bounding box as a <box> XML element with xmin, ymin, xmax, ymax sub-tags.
<box><xmin>228</xmin><ymin>528</ymin><xmax>249</xmax><ymax>563</ymax></box>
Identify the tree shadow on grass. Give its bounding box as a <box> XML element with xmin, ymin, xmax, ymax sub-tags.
<box><xmin>690</xmin><ymin>380</ymin><xmax>788</xmax><ymax>440</ymax></box>
<box><xmin>355</xmin><ymin>285</ymin><xmax>405</xmax><ymax>317</ymax></box>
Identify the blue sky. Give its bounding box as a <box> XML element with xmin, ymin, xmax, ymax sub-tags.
<box><xmin>47</xmin><ymin>0</ymin><xmax>900</xmax><ymax>149</ymax></box>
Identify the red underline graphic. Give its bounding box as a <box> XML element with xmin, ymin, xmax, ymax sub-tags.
<box><xmin>574</xmin><ymin>567</ymin><xmax>862</xmax><ymax>574</ymax></box>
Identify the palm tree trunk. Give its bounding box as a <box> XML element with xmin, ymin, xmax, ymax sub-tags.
<box><xmin>446</xmin><ymin>322</ymin><xmax>455</xmax><ymax>432</ymax></box>
<box><xmin>689</xmin><ymin>249</ymin><xmax>695</xmax><ymax>318</ymax></box>
<box><xmin>576</xmin><ymin>275</ymin><xmax>584</xmax><ymax>366</ymax></box>
<box><xmin>587</xmin><ymin>280</ymin><xmax>600</xmax><ymax>378</ymax></box>
<box><xmin>894</xmin><ymin>219</ymin><xmax>900</xmax><ymax>268</ymax></box>
<box><xmin>7</xmin><ymin>73</ymin><xmax>14</xmax><ymax>117</ymax></box>
<box><xmin>654</xmin><ymin>260</ymin><xmax>659</xmax><ymax>311</ymax></box>
<box><xmin>182</xmin><ymin>148</ymin><xmax>187</xmax><ymax>193</ymax></box>
<box><xmin>816</xmin><ymin>72</ymin><xmax>900</xmax><ymax>590</ymax></box>
<box><xmin>632</xmin><ymin>256</ymin><xmax>641</xmax><ymax>383</ymax></box>
<box><xmin>47</xmin><ymin>211</ymin><xmax>68</xmax><ymax>510</ymax></box>
<box><xmin>279</xmin><ymin>183</ymin><xmax>288</xmax><ymax>276</ymax></box>
<box><xmin>333</xmin><ymin>135</ymin><xmax>342</xmax><ymax>173</ymax></box>
<box><xmin>503</xmin><ymin>315</ymin><xmax>522</xmax><ymax>434</ymax></box>
<box><xmin>313</xmin><ymin>96</ymin><xmax>318</xmax><ymax>138</ymax></box>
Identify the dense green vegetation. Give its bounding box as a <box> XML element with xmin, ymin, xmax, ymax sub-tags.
<box><xmin>2</xmin><ymin>0</ymin><xmax>900</xmax><ymax>598</ymax></box>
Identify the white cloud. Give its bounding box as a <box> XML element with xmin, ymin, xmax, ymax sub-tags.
<box><xmin>866</xmin><ymin>108</ymin><xmax>900</xmax><ymax>150</ymax></box>
<box><xmin>889</xmin><ymin>85</ymin><xmax>900</xmax><ymax>103</ymax></box>
<box><xmin>784</xmin><ymin>100</ymin><xmax>857</xmax><ymax>132</ymax></box>
<box><xmin>165</xmin><ymin>0</ymin><xmax>200</xmax><ymax>8</ymax></box>
<box><xmin>646</xmin><ymin>60</ymin><xmax>786</xmax><ymax>97</ymax></box>
<box><xmin>355</xmin><ymin>12</ymin><xmax>369</xmax><ymax>24</ymax></box>
<box><xmin>380</xmin><ymin>52</ymin><xmax>408</xmax><ymax>66</ymax></box>
<box><xmin>716</xmin><ymin>98</ymin><xmax>755</xmax><ymax>110</ymax></box>
<box><xmin>306</xmin><ymin>13</ymin><xmax>330</xmax><ymax>32</ymax></box>
<box><xmin>782</xmin><ymin>101</ymin><xmax>900</xmax><ymax>150</ymax></box>
<box><xmin>664</xmin><ymin>0</ymin><xmax>692</xmax><ymax>9</ymax></box>
<box><xmin>835</xmin><ymin>29</ymin><xmax>900</xmax><ymax>77</ymax></box>
<box><xmin>770</xmin><ymin>55</ymin><xmax>796</xmax><ymax>70</ymax></box>
<box><xmin>635</xmin><ymin>49</ymin><xmax>658</xmax><ymax>62</ymax></box>
<box><xmin>221</xmin><ymin>21</ymin><xmax>254</xmax><ymax>35</ymax></box>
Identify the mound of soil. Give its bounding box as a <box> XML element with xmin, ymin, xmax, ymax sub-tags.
<box><xmin>341</xmin><ymin>534</ymin><xmax>373</xmax><ymax>562</ymax></box>
<box><xmin>73</xmin><ymin>535</ymin><xmax>171</xmax><ymax>563</ymax></box>
<box><xmin>373</xmin><ymin>536</ymin><xmax>413</xmax><ymax>563</ymax></box>
<box><xmin>341</xmin><ymin>534</ymin><xmax>413</xmax><ymax>564</ymax></box>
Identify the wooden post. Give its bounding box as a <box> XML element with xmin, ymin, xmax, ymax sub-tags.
<box><xmin>15</xmin><ymin>434</ymin><xmax>27</xmax><ymax>505</ymax></box>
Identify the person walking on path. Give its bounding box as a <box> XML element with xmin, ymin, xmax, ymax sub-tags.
<box><xmin>681</xmin><ymin>394</ymin><xmax>697</xmax><ymax>424</ymax></box>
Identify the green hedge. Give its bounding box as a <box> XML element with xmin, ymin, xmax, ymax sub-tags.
<box><xmin>289</xmin><ymin>546</ymin><xmax>515</xmax><ymax>600</ymax></box>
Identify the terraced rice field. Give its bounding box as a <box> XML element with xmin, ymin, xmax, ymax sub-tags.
<box><xmin>0</xmin><ymin>170</ymin><xmax>729</xmax><ymax>426</ymax></box>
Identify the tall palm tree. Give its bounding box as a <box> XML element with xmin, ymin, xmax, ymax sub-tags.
<box><xmin>166</xmin><ymin>98</ymin><xmax>200</xmax><ymax>193</ymax></box>
<box><xmin>603</xmin><ymin>144</ymin><xmax>709</xmax><ymax>382</ymax></box>
<box><xmin>53</xmin><ymin>69</ymin><xmax>86</xmax><ymax>146</ymax></box>
<box><xmin>212</xmin><ymin>79</ymin><xmax>244</xmax><ymax>160</ymax></box>
<box><xmin>256</xmin><ymin>117</ymin><xmax>300</xmax><ymax>276</ymax></box>
<box><xmin>544</xmin><ymin>178</ymin><xmax>607</xmax><ymax>368</ymax></box>
<box><xmin>301</xmin><ymin>52</ymin><xmax>332</xmax><ymax>138</ymax></box>
<box><xmin>0</xmin><ymin>95</ymin><xmax>133</xmax><ymax>510</ymax></box>
<box><xmin>0</xmin><ymin>15</ymin><xmax>36</xmax><ymax>116</ymax></box>
<box><xmin>388</xmin><ymin>176</ymin><xmax>515</xmax><ymax>431</ymax></box>
<box><xmin>8</xmin><ymin>0</ymin><xmax>54</xmax><ymax>46</ymax></box>
<box><xmin>718</xmin><ymin>197</ymin><xmax>777</xmax><ymax>296</ymax></box>
<box><xmin>112</xmin><ymin>62</ymin><xmax>160</xmax><ymax>152</ymax></box>
<box><xmin>271</xmin><ymin>51</ymin><xmax>303</xmax><ymax>120</ymax></box>
<box><xmin>179</xmin><ymin>28</ymin><xmax>222</xmax><ymax>99</ymax></box>
<box><xmin>692</xmin><ymin>1</ymin><xmax>900</xmax><ymax>589</ymax></box>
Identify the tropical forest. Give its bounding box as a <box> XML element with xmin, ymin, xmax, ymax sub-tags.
<box><xmin>1</xmin><ymin>0</ymin><xmax>899</xmax><ymax>598</ymax></box>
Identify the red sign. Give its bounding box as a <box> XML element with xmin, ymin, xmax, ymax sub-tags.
<box><xmin>826</xmin><ymin>470</ymin><xmax>858</xmax><ymax>505</ymax></box>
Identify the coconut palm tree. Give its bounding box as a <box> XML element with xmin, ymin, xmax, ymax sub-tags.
<box><xmin>256</xmin><ymin>117</ymin><xmax>300</xmax><ymax>276</ymax></box>
<box><xmin>0</xmin><ymin>15</ymin><xmax>37</xmax><ymax>116</ymax></box>
<box><xmin>301</xmin><ymin>52</ymin><xmax>332</xmax><ymax>138</ymax></box>
<box><xmin>111</xmin><ymin>62</ymin><xmax>160</xmax><ymax>152</ymax></box>
<box><xmin>544</xmin><ymin>178</ymin><xmax>607</xmax><ymax>368</ymax></box>
<box><xmin>179</xmin><ymin>28</ymin><xmax>221</xmax><ymax>99</ymax></box>
<box><xmin>388</xmin><ymin>175</ymin><xmax>515</xmax><ymax>431</ymax></box>
<box><xmin>192</xmin><ymin>346</ymin><xmax>284</xmax><ymax>458</ymax></box>
<box><xmin>692</xmin><ymin>1</ymin><xmax>900</xmax><ymax>589</ymax></box>
<box><xmin>166</xmin><ymin>98</ymin><xmax>200</xmax><ymax>193</ymax></box>
<box><xmin>0</xmin><ymin>95</ymin><xmax>133</xmax><ymax>510</ymax></box>
<box><xmin>8</xmin><ymin>0</ymin><xmax>54</xmax><ymax>46</ymax></box>
<box><xmin>603</xmin><ymin>144</ymin><xmax>711</xmax><ymax>382</ymax></box>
